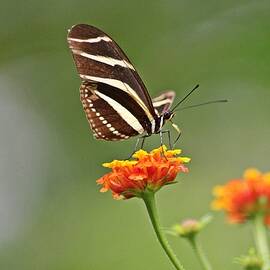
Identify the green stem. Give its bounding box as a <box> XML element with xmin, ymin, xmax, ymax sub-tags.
<box><xmin>142</xmin><ymin>190</ymin><xmax>186</xmax><ymax>270</ymax></box>
<box><xmin>253</xmin><ymin>214</ymin><xmax>270</xmax><ymax>270</ymax></box>
<box><xmin>189</xmin><ymin>236</ymin><xmax>212</xmax><ymax>270</ymax></box>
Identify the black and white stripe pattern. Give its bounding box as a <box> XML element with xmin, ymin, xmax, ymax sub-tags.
<box><xmin>80</xmin><ymin>82</ymin><xmax>141</xmax><ymax>140</ymax></box>
<box><xmin>67</xmin><ymin>24</ymin><xmax>175</xmax><ymax>141</ymax></box>
<box><xmin>152</xmin><ymin>91</ymin><xmax>175</xmax><ymax>116</ymax></box>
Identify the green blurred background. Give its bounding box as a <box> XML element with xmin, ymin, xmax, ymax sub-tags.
<box><xmin>1</xmin><ymin>0</ymin><xmax>270</xmax><ymax>269</ymax></box>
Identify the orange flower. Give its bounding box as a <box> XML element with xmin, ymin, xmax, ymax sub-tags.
<box><xmin>97</xmin><ymin>146</ymin><xmax>190</xmax><ymax>199</ymax></box>
<box><xmin>212</xmin><ymin>168</ymin><xmax>270</xmax><ymax>225</ymax></box>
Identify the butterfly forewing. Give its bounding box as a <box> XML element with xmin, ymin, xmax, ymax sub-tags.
<box><xmin>152</xmin><ymin>91</ymin><xmax>175</xmax><ymax>115</ymax></box>
<box><xmin>67</xmin><ymin>24</ymin><xmax>157</xmax><ymax>141</ymax></box>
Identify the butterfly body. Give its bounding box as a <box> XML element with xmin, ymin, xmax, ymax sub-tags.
<box><xmin>68</xmin><ymin>24</ymin><xmax>176</xmax><ymax>141</ymax></box>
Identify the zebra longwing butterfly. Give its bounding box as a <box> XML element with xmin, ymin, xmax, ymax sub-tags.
<box><xmin>67</xmin><ymin>24</ymin><xmax>178</xmax><ymax>141</ymax></box>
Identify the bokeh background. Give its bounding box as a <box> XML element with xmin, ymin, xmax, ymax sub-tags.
<box><xmin>1</xmin><ymin>0</ymin><xmax>270</xmax><ymax>269</ymax></box>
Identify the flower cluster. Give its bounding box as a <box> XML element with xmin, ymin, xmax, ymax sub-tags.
<box><xmin>212</xmin><ymin>168</ymin><xmax>270</xmax><ymax>225</ymax></box>
<box><xmin>97</xmin><ymin>146</ymin><xmax>190</xmax><ymax>199</ymax></box>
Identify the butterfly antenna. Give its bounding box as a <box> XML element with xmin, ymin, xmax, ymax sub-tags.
<box><xmin>175</xmin><ymin>99</ymin><xmax>228</xmax><ymax>112</ymax></box>
<box><xmin>171</xmin><ymin>84</ymin><xmax>200</xmax><ymax>112</ymax></box>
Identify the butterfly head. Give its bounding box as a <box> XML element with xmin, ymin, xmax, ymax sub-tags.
<box><xmin>163</xmin><ymin>111</ymin><xmax>175</xmax><ymax>121</ymax></box>
<box><xmin>161</xmin><ymin>111</ymin><xmax>180</xmax><ymax>135</ymax></box>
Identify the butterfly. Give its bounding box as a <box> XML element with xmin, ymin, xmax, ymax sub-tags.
<box><xmin>67</xmin><ymin>24</ymin><xmax>200</xmax><ymax>147</ymax></box>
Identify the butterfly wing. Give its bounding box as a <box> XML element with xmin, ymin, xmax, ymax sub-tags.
<box><xmin>152</xmin><ymin>91</ymin><xmax>175</xmax><ymax>115</ymax></box>
<box><xmin>80</xmin><ymin>81</ymin><xmax>144</xmax><ymax>140</ymax></box>
<box><xmin>67</xmin><ymin>24</ymin><xmax>157</xmax><ymax>139</ymax></box>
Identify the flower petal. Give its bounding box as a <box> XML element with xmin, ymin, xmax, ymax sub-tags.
<box><xmin>97</xmin><ymin>146</ymin><xmax>189</xmax><ymax>199</ymax></box>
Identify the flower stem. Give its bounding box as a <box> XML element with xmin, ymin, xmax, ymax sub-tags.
<box><xmin>189</xmin><ymin>236</ymin><xmax>212</xmax><ymax>270</ymax></box>
<box><xmin>142</xmin><ymin>190</ymin><xmax>186</xmax><ymax>270</ymax></box>
<box><xmin>253</xmin><ymin>213</ymin><xmax>270</xmax><ymax>270</ymax></box>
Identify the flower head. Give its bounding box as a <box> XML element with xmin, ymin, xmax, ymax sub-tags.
<box><xmin>212</xmin><ymin>168</ymin><xmax>270</xmax><ymax>225</ymax></box>
<box><xmin>170</xmin><ymin>215</ymin><xmax>212</xmax><ymax>239</ymax></box>
<box><xmin>97</xmin><ymin>146</ymin><xmax>190</xmax><ymax>199</ymax></box>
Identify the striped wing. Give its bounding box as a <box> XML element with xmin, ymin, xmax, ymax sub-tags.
<box><xmin>80</xmin><ymin>82</ymin><xmax>143</xmax><ymax>140</ymax></box>
<box><xmin>152</xmin><ymin>91</ymin><xmax>175</xmax><ymax>115</ymax></box>
<box><xmin>67</xmin><ymin>24</ymin><xmax>157</xmax><ymax>140</ymax></box>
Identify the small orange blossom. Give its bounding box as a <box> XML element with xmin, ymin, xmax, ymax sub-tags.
<box><xmin>212</xmin><ymin>168</ymin><xmax>270</xmax><ymax>225</ymax></box>
<box><xmin>97</xmin><ymin>146</ymin><xmax>190</xmax><ymax>199</ymax></box>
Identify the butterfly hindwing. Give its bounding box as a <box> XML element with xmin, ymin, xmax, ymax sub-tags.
<box><xmin>152</xmin><ymin>91</ymin><xmax>175</xmax><ymax>115</ymax></box>
<box><xmin>80</xmin><ymin>82</ymin><xmax>142</xmax><ymax>140</ymax></box>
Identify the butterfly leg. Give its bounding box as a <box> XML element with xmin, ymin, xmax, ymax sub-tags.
<box><xmin>159</xmin><ymin>131</ymin><xmax>168</xmax><ymax>160</ymax></box>
<box><xmin>128</xmin><ymin>137</ymin><xmax>141</xmax><ymax>159</ymax></box>
<box><xmin>169</xmin><ymin>120</ymin><xmax>182</xmax><ymax>148</ymax></box>
<box><xmin>128</xmin><ymin>134</ymin><xmax>149</xmax><ymax>159</ymax></box>
<box><xmin>161</xmin><ymin>130</ymin><xmax>172</xmax><ymax>149</ymax></box>
<box><xmin>173</xmin><ymin>130</ymin><xmax>182</xmax><ymax>148</ymax></box>
<box><xmin>140</xmin><ymin>136</ymin><xmax>146</xmax><ymax>149</ymax></box>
